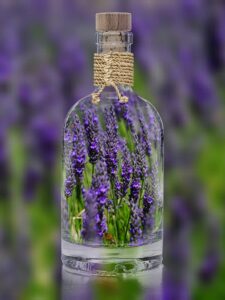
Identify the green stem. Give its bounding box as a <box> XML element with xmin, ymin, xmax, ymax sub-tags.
<box><xmin>75</xmin><ymin>181</ymin><xmax>84</xmax><ymax>236</ymax></box>
<box><xmin>111</xmin><ymin>180</ymin><xmax>120</xmax><ymax>243</ymax></box>
<box><xmin>124</xmin><ymin>212</ymin><xmax>131</xmax><ymax>243</ymax></box>
<box><xmin>76</xmin><ymin>183</ymin><xmax>82</xmax><ymax>210</ymax></box>
<box><xmin>84</xmin><ymin>168</ymin><xmax>90</xmax><ymax>187</ymax></box>
<box><xmin>138</xmin><ymin>179</ymin><xmax>145</xmax><ymax>208</ymax></box>
<box><xmin>117</xmin><ymin>196</ymin><xmax>123</xmax><ymax>207</ymax></box>
<box><xmin>113</xmin><ymin>215</ymin><xmax>119</xmax><ymax>243</ymax></box>
<box><xmin>92</xmin><ymin>164</ymin><xmax>95</xmax><ymax>178</ymax></box>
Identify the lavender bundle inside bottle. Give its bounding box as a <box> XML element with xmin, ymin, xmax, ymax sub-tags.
<box><xmin>62</xmin><ymin>12</ymin><xmax>164</xmax><ymax>275</ymax></box>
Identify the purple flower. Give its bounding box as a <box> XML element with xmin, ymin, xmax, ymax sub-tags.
<box><xmin>92</xmin><ymin>160</ymin><xmax>109</xmax><ymax>238</ymax></box>
<box><xmin>58</xmin><ymin>39</ymin><xmax>86</xmax><ymax>77</ymax></box>
<box><xmin>0</xmin><ymin>53</ymin><xmax>12</xmax><ymax>82</ymax></box>
<box><xmin>115</xmin><ymin>140</ymin><xmax>133</xmax><ymax>199</ymax></box>
<box><xmin>70</xmin><ymin>114</ymin><xmax>86</xmax><ymax>181</ymax></box>
<box><xmin>83</xmin><ymin>109</ymin><xmax>100</xmax><ymax>164</ymax></box>
<box><xmin>130</xmin><ymin>198</ymin><xmax>143</xmax><ymax>244</ymax></box>
<box><xmin>138</xmin><ymin>114</ymin><xmax>152</xmax><ymax>156</ymax></box>
<box><xmin>133</xmin><ymin>134</ymin><xmax>148</xmax><ymax>180</ymax></box>
<box><xmin>120</xmin><ymin>140</ymin><xmax>133</xmax><ymax>197</ymax></box>
<box><xmin>81</xmin><ymin>189</ymin><xmax>98</xmax><ymax>241</ymax></box>
<box><xmin>130</xmin><ymin>179</ymin><xmax>141</xmax><ymax>203</ymax></box>
<box><xmin>104</xmin><ymin>106</ymin><xmax>119</xmax><ymax>180</ymax></box>
<box><xmin>142</xmin><ymin>184</ymin><xmax>155</xmax><ymax>235</ymax></box>
<box><xmin>114</xmin><ymin>102</ymin><xmax>135</xmax><ymax>132</ymax></box>
<box><xmin>129</xmin><ymin>134</ymin><xmax>147</xmax><ymax>204</ymax></box>
<box><xmin>64</xmin><ymin>128</ymin><xmax>75</xmax><ymax>197</ymax></box>
<box><xmin>64</xmin><ymin>173</ymin><xmax>74</xmax><ymax>198</ymax></box>
<box><xmin>115</xmin><ymin>179</ymin><xmax>122</xmax><ymax>200</ymax></box>
<box><xmin>23</xmin><ymin>167</ymin><xmax>41</xmax><ymax>202</ymax></box>
<box><xmin>129</xmin><ymin>151</ymin><xmax>142</xmax><ymax>203</ymax></box>
<box><xmin>64</xmin><ymin>127</ymin><xmax>73</xmax><ymax>145</ymax></box>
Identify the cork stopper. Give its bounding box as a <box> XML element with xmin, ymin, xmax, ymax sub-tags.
<box><xmin>96</xmin><ymin>12</ymin><xmax>132</xmax><ymax>32</ymax></box>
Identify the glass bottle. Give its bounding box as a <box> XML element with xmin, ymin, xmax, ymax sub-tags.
<box><xmin>62</xmin><ymin>13</ymin><xmax>164</xmax><ymax>275</ymax></box>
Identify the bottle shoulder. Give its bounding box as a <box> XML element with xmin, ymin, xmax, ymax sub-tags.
<box><xmin>135</xmin><ymin>93</ymin><xmax>164</xmax><ymax>133</ymax></box>
<box><xmin>64</xmin><ymin>90</ymin><xmax>163</xmax><ymax>139</ymax></box>
<box><xmin>64</xmin><ymin>93</ymin><xmax>93</xmax><ymax>127</ymax></box>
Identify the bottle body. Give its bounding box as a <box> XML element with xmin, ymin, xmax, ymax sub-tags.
<box><xmin>62</xmin><ymin>87</ymin><xmax>163</xmax><ymax>275</ymax></box>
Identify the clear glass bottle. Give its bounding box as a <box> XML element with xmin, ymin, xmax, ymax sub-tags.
<box><xmin>62</xmin><ymin>13</ymin><xmax>164</xmax><ymax>275</ymax></box>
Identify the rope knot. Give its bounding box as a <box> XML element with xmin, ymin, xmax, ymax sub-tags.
<box><xmin>119</xmin><ymin>96</ymin><xmax>129</xmax><ymax>103</ymax></box>
<box><xmin>92</xmin><ymin>92</ymin><xmax>101</xmax><ymax>104</ymax></box>
<box><xmin>92</xmin><ymin>52</ymin><xmax>134</xmax><ymax>104</ymax></box>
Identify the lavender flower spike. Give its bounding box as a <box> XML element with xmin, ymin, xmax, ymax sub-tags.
<box><xmin>83</xmin><ymin>109</ymin><xmax>100</xmax><ymax>164</ymax></box>
<box><xmin>130</xmin><ymin>197</ymin><xmax>143</xmax><ymax>244</ymax></box>
<box><xmin>64</xmin><ymin>128</ymin><xmax>75</xmax><ymax>197</ymax></box>
<box><xmin>115</xmin><ymin>140</ymin><xmax>132</xmax><ymax>199</ymax></box>
<box><xmin>64</xmin><ymin>173</ymin><xmax>74</xmax><ymax>198</ymax></box>
<box><xmin>142</xmin><ymin>184</ymin><xmax>155</xmax><ymax>235</ymax></box>
<box><xmin>71</xmin><ymin>114</ymin><xmax>86</xmax><ymax>181</ymax></box>
<box><xmin>81</xmin><ymin>189</ymin><xmax>98</xmax><ymax>241</ymax></box>
<box><xmin>139</xmin><ymin>114</ymin><xmax>152</xmax><ymax>156</ymax></box>
<box><xmin>120</xmin><ymin>140</ymin><xmax>133</xmax><ymax>197</ymax></box>
<box><xmin>104</xmin><ymin>106</ymin><xmax>119</xmax><ymax>180</ymax></box>
<box><xmin>129</xmin><ymin>152</ymin><xmax>141</xmax><ymax>203</ymax></box>
<box><xmin>114</xmin><ymin>101</ymin><xmax>135</xmax><ymax>133</ymax></box>
<box><xmin>92</xmin><ymin>160</ymin><xmax>109</xmax><ymax>238</ymax></box>
<box><xmin>133</xmin><ymin>134</ymin><xmax>147</xmax><ymax>180</ymax></box>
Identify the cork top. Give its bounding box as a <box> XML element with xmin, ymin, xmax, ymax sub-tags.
<box><xmin>96</xmin><ymin>12</ymin><xmax>132</xmax><ymax>32</ymax></box>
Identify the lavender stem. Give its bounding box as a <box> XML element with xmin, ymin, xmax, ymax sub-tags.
<box><xmin>111</xmin><ymin>181</ymin><xmax>120</xmax><ymax>242</ymax></box>
<box><xmin>124</xmin><ymin>212</ymin><xmax>131</xmax><ymax>243</ymax></box>
<box><xmin>138</xmin><ymin>179</ymin><xmax>145</xmax><ymax>208</ymax></box>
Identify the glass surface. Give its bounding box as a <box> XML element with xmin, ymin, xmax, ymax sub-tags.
<box><xmin>61</xmin><ymin>87</ymin><xmax>164</xmax><ymax>274</ymax></box>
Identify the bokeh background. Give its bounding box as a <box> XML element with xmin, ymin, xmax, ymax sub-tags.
<box><xmin>0</xmin><ymin>0</ymin><xmax>225</xmax><ymax>299</ymax></box>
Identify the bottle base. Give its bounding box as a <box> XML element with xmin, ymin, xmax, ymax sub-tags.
<box><xmin>62</xmin><ymin>238</ymin><xmax>163</xmax><ymax>276</ymax></box>
<box><xmin>62</xmin><ymin>254</ymin><xmax>162</xmax><ymax>276</ymax></box>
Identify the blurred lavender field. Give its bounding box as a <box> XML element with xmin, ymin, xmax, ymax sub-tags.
<box><xmin>0</xmin><ymin>0</ymin><xmax>225</xmax><ymax>299</ymax></box>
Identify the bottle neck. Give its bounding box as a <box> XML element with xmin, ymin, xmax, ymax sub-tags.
<box><xmin>96</xmin><ymin>31</ymin><xmax>133</xmax><ymax>54</ymax></box>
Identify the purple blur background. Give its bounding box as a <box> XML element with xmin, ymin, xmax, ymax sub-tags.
<box><xmin>0</xmin><ymin>0</ymin><xmax>225</xmax><ymax>299</ymax></box>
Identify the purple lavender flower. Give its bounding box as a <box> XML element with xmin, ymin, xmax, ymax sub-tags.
<box><xmin>114</xmin><ymin>140</ymin><xmax>132</xmax><ymax>199</ymax></box>
<box><xmin>142</xmin><ymin>184</ymin><xmax>155</xmax><ymax>235</ymax></box>
<box><xmin>70</xmin><ymin>114</ymin><xmax>86</xmax><ymax>181</ymax></box>
<box><xmin>129</xmin><ymin>134</ymin><xmax>147</xmax><ymax>209</ymax></box>
<box><xmin>91</xmin><ymin>160</ymin><xmax>109</xmax><ymax>238</ymax></box>
<box><xmin>130</xmin><ymin>198</ymin><xmax>143</xmax><ymax>244</ymax></box>
<box><xmin>114</xmin><ymin>102</ymin><xmax>135</xmax><ymax>133</ymax></box>
<box><xmin>138</xmin><ymin>114</ymin><xmax>152</xmax><ymax>156</ymax></box>
<box><xmin>129</xmin><ymin>151</ymin><xmax>142</xmax><ymax>203</ymax></box>
<box><xmin>83</xmin><ymin>109</ymin><xmax>100</xmax><ymax>164</ymax></box>
<box><xmin>104</xmin><ymin>106</ymin><xmax>119</xmax><ymax>180</ymax></box>
<box><xmin>64</xmin><ymin>127</ymin><xmax>72</xmax><ymax>144</ymax></box>
<box><xmin>81</xmin><ymin>189</ymin><xmax>98</xmax><ymax>241</ymax></box>
<box><xmin>64</xmin><ymin>128</ymin><xmax>75</xmax><ymax>198</ymax></box>
<box><xmin>115</xmin><ymin>179</ymin><xmax>122</xmax><ymax>200</ymax></box>
<box><xmin>64</xmin><ymin>173</ymin><xmax>74</xmax><ymax>198</ymax></box>
<box><xmin>133</xmin><ymin>134</ymin><xmax>147</xmax><ymax>180</ymax></box>
<box><xmin>120</xmin><ymin>140</ymin><xmax>133</xmax><ymax>197</ymax></box>
<box><xmin>130</xmin><ymin>178</ymin><xmax>141</xmax><ymax>203</ymax></box>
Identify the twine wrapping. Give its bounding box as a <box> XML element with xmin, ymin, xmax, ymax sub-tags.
<box><xmin>92</xmin><ymin>52</ymin><xmax>134</xmax><ymax>104</ymax></box>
